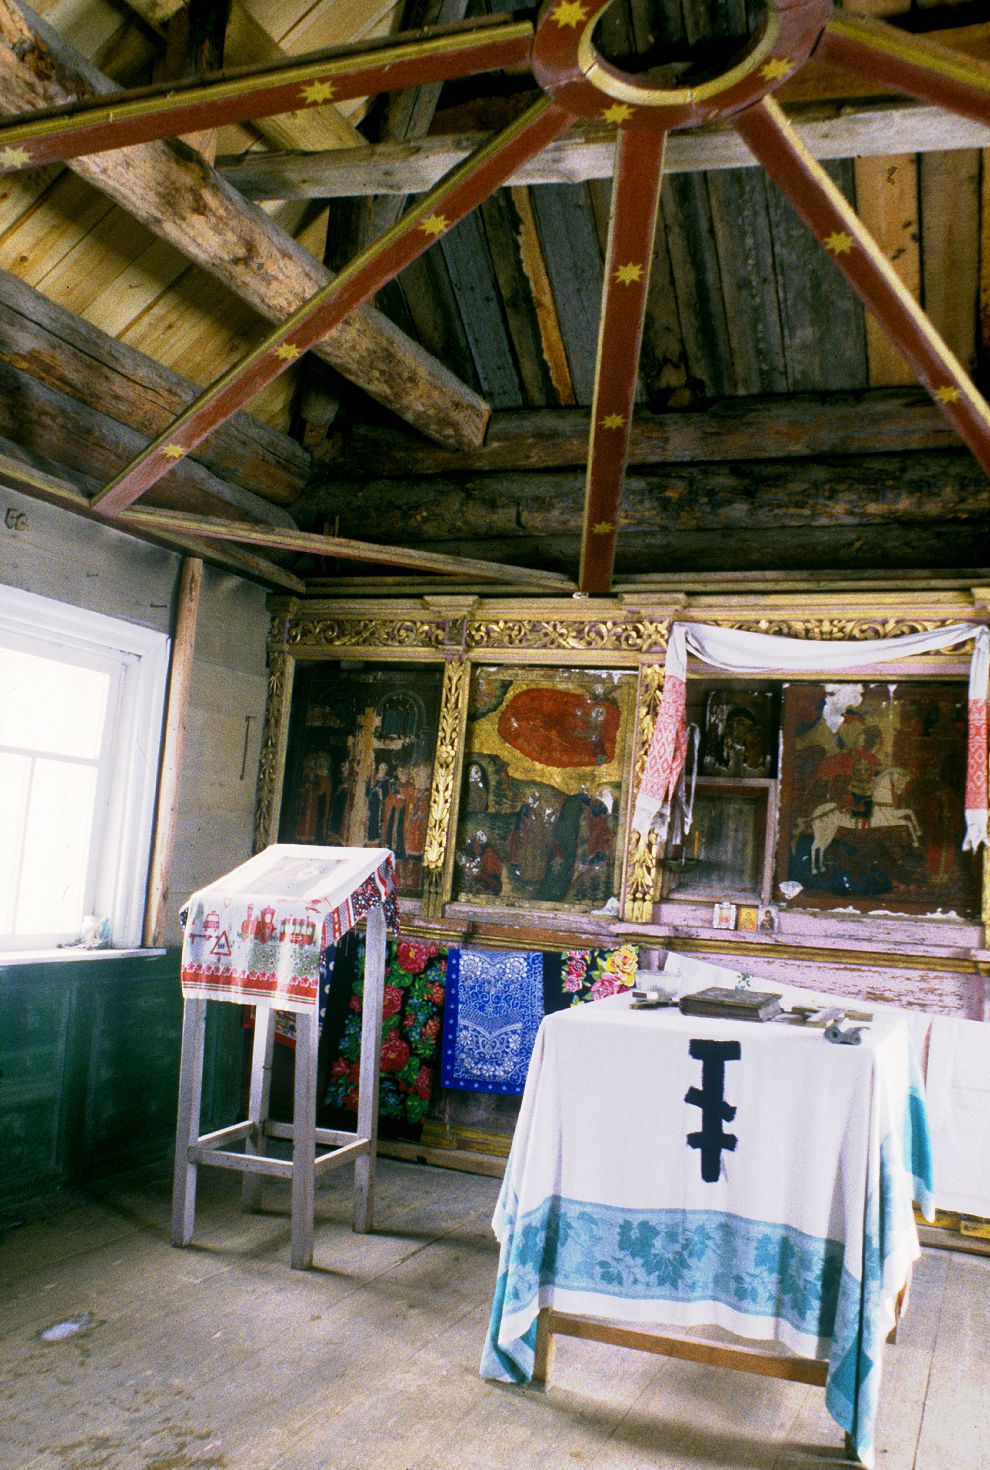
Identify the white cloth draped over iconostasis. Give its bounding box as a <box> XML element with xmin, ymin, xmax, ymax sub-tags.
<box><xmin>632</xmin><ymin>621</ymin><xmax>990</xmax><ymax>853</ymax></box>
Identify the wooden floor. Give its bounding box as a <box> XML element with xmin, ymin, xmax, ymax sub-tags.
<box><xmin>1</xmin><ymin>1160</ymin><xmax>987</xmax><ymax>1470</ymax></box>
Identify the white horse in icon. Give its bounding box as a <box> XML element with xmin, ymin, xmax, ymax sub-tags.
<box><xmin>807</xmin><ymin>766</ymin><xmax>921</xmax><ymax>874</ymax></box>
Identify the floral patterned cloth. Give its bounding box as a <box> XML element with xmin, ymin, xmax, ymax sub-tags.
<box><xmin>324</xmin><ymin>937</ymin><xmax>447</xmax><ymax>1128</ymax></box>
<box><xmin>557</xmin><ymin>943</ymin><xmax>639</xmax><ymax>1005</ymax></box>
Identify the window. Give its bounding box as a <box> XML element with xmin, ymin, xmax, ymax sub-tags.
<box><xmin>0</xmin><ymin>586</ymin><xmax>169</xmax><ymax>952</ymax></box>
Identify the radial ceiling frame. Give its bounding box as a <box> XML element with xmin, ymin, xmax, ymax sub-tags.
<box><xmin>2</xmin><ymin>0</ymin><xmax>990</xmax><ymax>594</ymax></box>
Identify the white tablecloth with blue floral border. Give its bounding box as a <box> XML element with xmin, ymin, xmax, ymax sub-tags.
<box><xmin>482</xmin><ymin>991</ymin><xmax>934</xmax><ymax>1468</ymax></box>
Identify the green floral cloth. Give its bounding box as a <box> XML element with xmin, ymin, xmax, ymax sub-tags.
<box><xmin>324</xmin><ymin>937</ymin><xmax>447</xmax><ymax>1128</ymax></box>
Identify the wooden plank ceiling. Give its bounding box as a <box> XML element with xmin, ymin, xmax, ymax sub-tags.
<box><xmin>0</xmin><ymin>0</ymin><xmax>988</xmax><ymax>591</ymax></box>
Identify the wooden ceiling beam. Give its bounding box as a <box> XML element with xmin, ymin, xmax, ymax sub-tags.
<box><xmin>121</xmin><ymin>506</ymin><xmax>578</xmax><ymax>589</ymax></box>
<box><xmin>0</xmin><ymin>12</ymin><xmax>534</xmax><ymax>169</ymax></box>
<box><xmin>0</xmin><ymin>267</ymin><xmax>309</xmax><ymax>507</ymax></box>
<box><xmin>818</xmin><ymin>13</ymin><xmax>990</xmax><ymax>129</ymax></box>
<box><xmin>302</xmin><ymin>451</ymin><xmax>990</xmax><ymax>555</ymax></box>
<box><xmin>0</xmin><ymin>1</ymin><xmax>490</xmax><ymax>451</ymax></box>
<box><xmin>578</xmin><ymin>128</ymin><xmax>666</xmax><ymax>596</ymax></box>
<box><xmin>735</xmin><ymin>97</ymin><xmax>990</xmax><ymax>479</ymax></box>
<box><xmin>0</xmin><ymin>445</ymin><xmax>304</xmax><ymax>591</ymax></box>
<box><xmin>123</xmin><ymin>0</ymin><xmax>368</xmax><ymax>153</ymax></box>
<box><xmin>90</xmin><ymin>96</ymin><xmax>574</xmax><ymax>517</ymax></box>
<box><xmin>315</xmin><ymin>390</ymin><xmax>965</xmax><ymax>478</ymax></box>
<box><xmin>218</xmin><ymin>101</ymin><xmax>990</xmax><ymax>202</ymax></box>
<box><xmin>0</xmin><ymin>353</ymin><xmax>297</xmax><ymax>528</ymax></box>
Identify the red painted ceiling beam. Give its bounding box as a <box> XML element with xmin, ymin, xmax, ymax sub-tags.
<box><xmin>579</xmin><ymin>127</ymin><xmax>666</xmax><ymax>596</ymax></box>
<box><xmin>735</xmin><ymin>96</ymin><xmax>990</xmax><ymax>480</ymax></box>
<box><xmin>817</xmin><ymin>13</ymin><xmax>990</xmax><ymax>128</ymax></box>
<box><xmin>91</xmin><ymin>95</ymin><xmax>573</xmax><ymax>517</ymax></box>
<box><xmin>0</xmin><ymin>15</ymin><xmax>533</xmax><ymax>174</ymax></box>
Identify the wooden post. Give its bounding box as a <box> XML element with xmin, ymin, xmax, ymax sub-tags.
<box><xmin>354</xmin><ymin>902</ymin><xmax>386</xmax><ymax>1232</ymax></box>
<box><xmin>171</xmin><ymin>997</ymin><xmax>207</xmax><ymax>1246</ymax></box>
<box><xmin>143</xmin><ymin>555</ymin><xmax>203</xmax><ymax>948</ymax></box>
<box><xmin>532</xmin><ymin>1308</ymin><xmax>555</xmax><ymax>1387</ymax></box>
<box><xmin>290</xmin><ymin>1008</ymin><xmax>319</xmax><ymax>1270</ymax></box>
<box><xmin>242</xmin><ymin>1003</ymin><xmax>276</xmax><ymax>1214</ymax></box>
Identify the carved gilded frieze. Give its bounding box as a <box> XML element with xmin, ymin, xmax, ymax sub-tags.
<box><xmin>422</xmin><ymin>659</ymin><xmax>471</xmax><ymax>918</ymax></box>
<box><xmin>254</xmin><ymin>650</ymin><xmax>293</xmax><ymax>853</ymax></box>
<box><xmin>282</xmin><ymin>616</ymin><xmax>446</xmax><ymax>654</ymax></box>
<box><xmin>623</xmin><ymin>662</ymin><xmax>666</xmax><ymax>924</ymax></box>
<box><xmin>712</xmin><ymin>616</ymin><xmax>972</xmax><ymax>648</ymax></box>
<box><xmin>464</xmin><ymin>617</ymin><xmax>669</xmax><ymax>655</ymax></box>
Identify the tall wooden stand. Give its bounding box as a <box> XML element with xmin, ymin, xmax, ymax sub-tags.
<box><xmin>171</xmin><ymin>903</ymin><xmax>387</xmax><ymax>1269</ymax></box>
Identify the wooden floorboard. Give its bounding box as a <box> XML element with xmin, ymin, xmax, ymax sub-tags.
<box><xmin>1</xmin><ymin>1160</ymin><xmax>987</xmax><ymax>1470</ymax></box>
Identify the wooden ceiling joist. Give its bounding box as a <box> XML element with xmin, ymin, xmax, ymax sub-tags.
<box><xmin>579</xmin><ymin>127</ymin><xmax>666</xmax><ymax>595</ymax></box>
<box><xmin>0</xmin><ymin>268</ymin><xmax>308</xmax><ymax>506</ymax></box>
<box><xmin>818</xmin><ymin>12</ymin><xmax>990</xmax><ymax>129</ymax></box>
<box><xmin>735</xmin><ymin>98</ymin><xmax>990</xmax><ymax>478</ymax></box>
<box><xmin>0</xmin><ymin>0</ymin><xmax>490</xmax><ymax>451</ymax></box>
<box><xmin>216</xmin><ymin>102</ymin><xmax>990</xmax><ymax>202</ymax></box>
<box><xmin>90</xmin><ymin>96</ymin><xmax>574</xmax><ymax>516</ymax></box>
<box><xmin>316</xmin><ymin>390</ymin><xmax>967</xmax><ymax>478</ymax></box>
<box><xmin>0</xmin><ymin>445</ymin><xmax>304</xmax><ymax>591</ymax></box>
<box><xmin>121</xmin><ymin>506</ymin><xmax>578</xmax><ymax>590</ymax></box>
<box><xmin>0</xmin><ymin>13</ymin><xmax>534</xmax><ymax>170</ymax></box>
<box><xmin>0</xmin><ymin>351</ymin><xmax>297</xmax><ymax>526</ymax></box>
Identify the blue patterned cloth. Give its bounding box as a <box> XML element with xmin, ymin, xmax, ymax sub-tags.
<box><xmin>481</xmin><ymin>993</ymin><xmax>934</xmax><ymax>1470</ymax></box>
<box><xmin>441</xmin><ymin>947</ymin><xmax>544</xmax><ymax>1094</ymax></box>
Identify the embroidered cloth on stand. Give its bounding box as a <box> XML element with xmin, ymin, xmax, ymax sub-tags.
<box><xmin>441</xmin><ymin>948</ymin><xmax>544</xmax><ymax>1094</ymax></box>
<box><xmin>482</xmin><ymin>990</ymin><xmax>934</xmax><ymax>1470</ymax></box>
<box><xmin>180</xmin><ymin>844</ymin><xmax>398</xmax><ymax>1011</ymax></box>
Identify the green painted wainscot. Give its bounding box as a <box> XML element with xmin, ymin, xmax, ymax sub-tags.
<box><xmin>0</xmin><ymin>949</ymin><xmax>242</xmax><ymax>1210</ymax></box>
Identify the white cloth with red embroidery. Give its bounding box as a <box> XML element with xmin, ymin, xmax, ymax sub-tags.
<box><xmin>633</xmin><ymin>622</ymin><xmax>989</xmax><ymax>851</ymax></box>
<box><xmin>179</xmin><ymin>844</ymin><xmax>398</xmax><ymax>1011</ymax></box>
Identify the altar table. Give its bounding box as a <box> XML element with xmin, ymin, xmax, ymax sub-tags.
<box><xmin>482</xmin><ymin>991</ymin><xmax>933</xmax><ymax>1468</ymax></box>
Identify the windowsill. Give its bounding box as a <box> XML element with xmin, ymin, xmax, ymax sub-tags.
<box><xmin>0</xmin><ymin>946</ymin><xmax>167</xmax><ymax>966</ymax></box>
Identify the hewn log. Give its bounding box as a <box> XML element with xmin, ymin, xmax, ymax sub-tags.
<box><xmin>302</xmin><ymin>450</ymin><xmax>989</xmax><ymax>551</ymax></box>
<box><xmin>217</xmin><ymin>102</ymin><xmax>990</xmax><ymax>201</ymax></box>
<box><xmin>315</xmin><ymin>390</ymin><xmax>964</xmax><ymax>477</ymax></box>
<box><xmin>399</xmin><ymin>522</ymin><xmax>989</xmax><ymax>575</ymax></box>
<box><xmin>0</xmin><ymin>1</ymin><xmax>490</xmax><ymax>450</ymax></box>
<box><xmin>0</xmin><ymin>269</ymin><xmax>309</xmax><ymax>505</ymax></box>
<box><xmin>0</xmin><ymin>441</ymin><xmax>304</xmax><ymax>590</ymax></box>
<box><xmin>0</xmin><ymin>357</ymin><xmax>296</xmax><ymax>525</ymax></box>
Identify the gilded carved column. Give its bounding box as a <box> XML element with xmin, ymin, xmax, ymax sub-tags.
<box><xmin>623</xmin><ymin>661</ymin><xmax>666</xmax><ymax>923</ymax></box>
<box><xmin>421</xmin><ymin>657</ymin><xmax>472</xmax><ymax>919</ymax></box>
<box><xmin>253</xmin><ymin>649</ymin><xmax>294</xmax><ymax>852</ymax></box>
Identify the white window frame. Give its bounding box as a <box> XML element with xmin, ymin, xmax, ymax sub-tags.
<box><xmin>0</xmin><ymin>585</ymin><xmax>170</xmax><ymax>953</ymax></box>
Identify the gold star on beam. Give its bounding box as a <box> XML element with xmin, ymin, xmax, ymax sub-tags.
<box><xmin>160</xmin><ymin>443</ymin><xmax>186</xmax><ymax>460</ymax></box>
<box><xmin>935</xmin><ymin>384</ymin><xmax>961</xmax><ymax>403</ymax></box>
<box><xmin>300</xmin><ymin>79</ymin><xmax>336</xmax><ymax>105</ymax></box>
<box><xmin>591</xmin><ymin>521</ymin><xmax>614</xmax><ymax>535</ymax></box>
<box><xmin>614</xmin><ymin>262</ymin><xmax>643</xmax><ymax>286</ymax></box>
<box><xmin>552</xmin><ymin>1</ymin><xmax>589</xmax><ymax>28</ymax></box>
<box><xmin>824</xmin><ymin>230</ymin><xmax>854</xmax><ymax>255</ymax></box>
<box><xmin>275</xmin><ymin>342</ymin><xmax>302</xmax><ymax>362</ymax></box>
<box><xmin>600</xmin><ymin>413</ymin><xmax>626</xmax><ymax>430</ymax></box>
<box><xmin>761</xmin><ymin>58</ymin><xmax>792</xmax><ymax>81</ymax></box>
<box><xmin>0</xmin><ymin>145</ymin><xmax>32</xmax><ymax>169</ymax></box>
<box><xmin>420</xmin><ymin>213</ymin><xmax>449</xmax><ymax>237</ymax></box>
<box><xmin>602</xmin><ymin>103</ymin><xmax>634</xmax><ymax>126</ymax></box>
